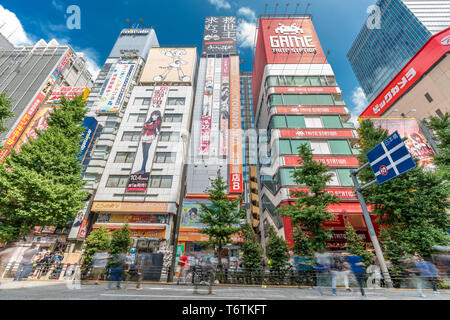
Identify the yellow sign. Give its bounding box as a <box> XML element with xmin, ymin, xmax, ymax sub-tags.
<box><xmin>91</xmin><ymin>201</ymin><xmax>168</xmax><ymax>213</ymax></box>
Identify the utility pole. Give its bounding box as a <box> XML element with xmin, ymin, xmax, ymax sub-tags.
<box><xmin>350</xmin><ymin>163</ymin><xmax>393</xmax><ymax>289</ymax></box>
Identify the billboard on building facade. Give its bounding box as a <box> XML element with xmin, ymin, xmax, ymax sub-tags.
<box><xmin>201</xmin><ymin>16</ymin><xmax>237</xmax><ymax>55</ymax></box>
<box><xmin>47</xmin><ymin>86</ymin><xmax>90</xmax><ymax>104</ymax></box>
<box><xmin>219</xmin><ymin>57</ymin><xmax>230</xmax><ymax>157</ymax></box>
<box><xmin>140</xmin><ymin>48</ymin><xmax>196</xmax><ymax>84</ymax></box>
<box><xmin>369</xmin><ymin>118</ymin><xmax>436</xmax><ymax>170</ymax></box>
<box><xmin>229</xmin><ymin>56</ymin><xmax>243</xmax><ymax>193</ymax></box>
<box><xmin>95</xmin><ymin>60</ymin><xmax>137</xmax><ymax>113</ymax></box>
<box><xmin>209</xmin><ymin>58</ymin><xmax>222</xmax><ymax>157</ymax></box>
<box><xmin>126</xmin><ymin>86</ymin><xmax>169</xmax><ymax>191</ymax></box>
<box><xmin>0</xmin><ymin>48</ymin><xmax>74</xmax><ymax>161</ymax></box>
<box><xmin>199</xmin><ymin>58</ymin><xmax>215</xmax><ymax>155</ymax></box>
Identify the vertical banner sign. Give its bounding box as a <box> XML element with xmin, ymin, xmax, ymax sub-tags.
<box><xmin>201</xmin><ymin>16</ymin><xmax>237</xmax><ymax>55</ymax></box>
<box><xmin>209</xmin><ymin>58</ymin><xmax>222</xmax><ymax>158</ymax></box>
<box><xmin>199</xmin><ymin>58</ymin><xmax>214</xmax><ymax>155</ymax></box>
<box><xmin>219</xmin><ymin>57</ymin><xmax>230</xmax><ymax>157</ymax></box>
<box><xmin>0</xmin><ymin>48</ymin><xmax>73</xmax><ymax>161</ymax></box>
<box><xmin>96</xmin><ymin>60</ymin><xmax>136</xmax><ymax>113</ymax></box>
<box><xmin>228</xmin><ymin>56</ymin><xmax>243</xmax><ymax>193</ymax></box>
<box><xmin>127</xmin><ymin>86</ymin><xmax>169</xmax><ymax>191</ymax></box>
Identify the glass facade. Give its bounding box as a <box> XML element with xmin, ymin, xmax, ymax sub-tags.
<box><xmin>347</xmin><ymin>0</ymin><xmax>433</xmax><ymax>103</ymax></box>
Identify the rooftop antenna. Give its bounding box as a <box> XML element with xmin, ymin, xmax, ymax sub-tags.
<box><xmin>283</xmin><ymin>3</ymin><xmax>290</xmax><ymax>16</ymax></box>
<box><xmin>126</xmin><ymin>18</ymin><xmax>132</xmax><ymax>30</ymax></box>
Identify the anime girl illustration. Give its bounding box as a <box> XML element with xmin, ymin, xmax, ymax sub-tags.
<box><xmin>137</xmin><ymin>110</ymin><xmax>162</xmax><ymax>174</ymax></box>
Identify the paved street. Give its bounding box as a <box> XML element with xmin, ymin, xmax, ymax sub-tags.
<box><xmin>1</xmin><ymin>280</ymin><xmax>449</xmax><ymax>300</ymax></box>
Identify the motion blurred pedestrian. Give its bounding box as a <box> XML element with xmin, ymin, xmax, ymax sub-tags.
<box><xmin>331</xmin><ymin>253</ymin><xmax>351</xmax><ymax>295</ymax></box>
<box><xmin>412</xmin><ymin>252</ymin><xmax>440</xmax><ymax>297</ymax></box>
<box><xmin>366</xmin><ymin>256</ymin><xmax>382</xmax><ymax>289</ymax></box>
<box><xmin>314</xmin><ymin>251</ymin><xmax>332</xmax><ymax>296</ymax></box>
<box><xmin>344</xmin><ymin>253</ymin><xmax>366</xmax><ymax>296</ymax></box>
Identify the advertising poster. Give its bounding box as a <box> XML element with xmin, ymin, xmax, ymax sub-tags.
<box><xmin>228</xmin><ymin>56</ymin><xmax>243</xmax><ymax>193</ymax></box>
<box><xmin>126</xmin><ymin>86</ymin><xmax>169</xmax><ymax>191</ymax></box>
<box><xmin>0</xmin><ymin>49</ymin><xmax>73</xmax><ymax>161</ymax></box>
<box><xmin>140</xmin><ymin>47</ymin><xmax>196</xmax><ymax>83</ymax></box>
<box><xmin>209</xmin><ymin>58</ymin><xmax>222</xmax><ymax>158</ymax></box>
<box><xmin>370</xmin><ymin>118</ymin><xmax>436</xmax><ymax>170</ymax></box>
<box><xmin>78</xmin><ymin>117</ymin><xmax>99</xmax><ymax>162</ymax></box>
<box><xmin>201</xmin><ymin>16</ymin><xmax>237</xmax><ymax>55</ymax></box>
<box><xmin>219</xmin><ymin>57</ymin><xmax>230</xmax><ymax>157</ymax></box>
<box><xmin>81</xmin><ymin>123</ymin><xmax>102</xmax><ymax>176</ymax></box>
<box><xmin>199</xmin><ymin>58</ymin><xmax>215</xmax><ymax>155</ymax></box>
<box><xmin>77</xmin><ymin>220</ymin><xmax>89</xmax><ymax>239</ymax></box>
<box><xmin>96</xmin><ymin>60</ymin><xmax>136</xmax><ymax>113</ymax></box>
<box><xmin>47</xmin><ymin>86</ymin><xmax>89</xmax><ymax>104</ymax></box>
<box><xmin>180</xmin><ymin>203</ymin><xmax>208</xmax><ymax>229</ymax></box>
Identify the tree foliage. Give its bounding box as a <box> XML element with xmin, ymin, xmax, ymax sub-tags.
<box><xmin>357</xmin><ymin>119</ymin><xmax>449</xmax><ymax>262</ymax></box>
<box><xmin>82</xmin><ymin>227</ymin><xmax>111</xmax><ymax>268</ymax></box>
<box><xmin>110</xmin><ymin>224</ymin><xmax>131</xmax><ymax>257</ymax></box>
<box><xmin>0</xmin><ymin>96</ymin><xmax>88</xmax><ymax>242</ymax></box>
<box><xmin>423</xmin><ymin>113</ymin><xmax>450</xmax><ymax>180</ymax></box>
<box><xmin>345</xmin><ymin>223</ymin><xmax>373</xmax><ymax>267</ymax></box>
<box><xmin>0</xmin><ymin>93</ymin><xmax>14</xmax><ymax>133</ymax></box>
<box><xmin>240</xmin><ymin>223</ymin><xmax>263</xmax><ymax>272</ymax></box>
<box><xmin>198</xmin><ymin>170</ymin><xmax>245</xmax><ymax>270</ymax></box>
<box><xmin>265</xmin><ymin>226</ymin><xmax>289</xmax><ymax>271</ymax></box>
<box><xmin>292</xmin><ymin>225</ymin><xmax>312</xmax><ymax>257</ymax></box>
<box><xmin>278</xmin><ymin>144</ymin><xmax>339</xmax><ymax>252</ymax></box>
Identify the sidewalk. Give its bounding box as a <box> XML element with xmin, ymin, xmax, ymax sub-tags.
<box><xmin>0</xmin><ymin>279</ymin><xmax>67</xmax><ymax>290</ymax></box>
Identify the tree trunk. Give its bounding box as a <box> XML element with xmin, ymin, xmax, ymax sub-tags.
<box><xmin>218</xmin><ymin>243</ymin><xmax>223</xmax><ymax>272</ymax></box>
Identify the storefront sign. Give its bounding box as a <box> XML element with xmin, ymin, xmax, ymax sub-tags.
<box><xmin>283</xmin><ymin>156</ymin><xmax>359</xmax><ymax>167</ymax></box>
<box><xmin>96</xmin><ymin>60</ymin><xmax>136</xmax><ymax>113</ymax></box>
<box><xmin>228</xmin><ymin>56</ymin><xmax>243</xmax><ymax>193</ymax></box>
<box><xmin>273</xmin><ymin>87</ymin><xmax>339</xmax><ymax>94</ymax></box>
<box><xmin>129</xmin><ymin>229</ymin><xmax>166</xmax><ymax>239</ymax></box>
<box><xmin>201</xmin><ymin>16</ymin><xmax>237</xmax><ymax>55</ymax></box>
<box><xmin>289</xmin><ymin>188</ymin><xmax>357</xmax><ymax>200</ymax></box>
<box><xmin>361</xmin><ymin>27</ymin><xmax>450</xmax><ymax>117</ymax></box>
<box><xmin>91</xmin><ymin>201</ymin><xmax>169</xmax><ymax>213</ymax></box>
<box><xmin>280</xmin><ymin>129</ymin><xmax>356</xmax><ymax>139</ymax></box>
<box><xmin>178</xmin><ymin>231</ymin><xmax>243</xmax><ymax>243</ymax></box>
<box><xmin>41</xmin><ymin>226</ymin><xmax>57</xmax><ymax>234</ymax></box>
<box><xmin>0</xmin><ymin>49</ymin><xmax>73</xmax><ymax>161</ymax></box>
<box><xmin>274</xmin><ymin>106</ymin><xmax>347</xmax><ymax>115</ymax></box>
<box><xmin>97</xmin><ymin>213</ymin><xmax>168</xmax><ymax>224</ymax></box>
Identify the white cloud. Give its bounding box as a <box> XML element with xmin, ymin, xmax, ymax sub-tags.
<box><xmin>237</xmin><ymin>7</ymin><xmax>257</xmax><ymax>50</ymax></box>
<box><xmin>350</xmin><ymin>87</ymin><xmax>368</xmax><ymax>128</ymax></box>
<box><xmin>51</xmin><ymin>0</ymin><xmax>64</xmax><ymax>12</ymax></box>
<box><xmin>237</xmin><ymin>7</ymin><xmax>256</xmax><ymax>22</ymax></box>
<box><xmin>208</xmin><ymin>0</ymin><xmax>231</xmax><ymax>10</ymax></box>
<box><xmin>0</xmin><ymin>5</ymin><xmax>34</xmax><ymax>46</ymax></box>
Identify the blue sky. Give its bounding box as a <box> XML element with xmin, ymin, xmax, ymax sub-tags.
<box><xmin>0</xmin><ymin>0</ymin><xmax>377</xmax><ymax>123</ymax></box>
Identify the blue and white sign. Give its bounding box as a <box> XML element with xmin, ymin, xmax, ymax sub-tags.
<box><xmin>366</xmin><ymin>131</ymin><xmax>416</xmax><ymax>185</ymax></box>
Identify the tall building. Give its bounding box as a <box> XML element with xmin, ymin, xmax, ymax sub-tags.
<box><xmin>66</xmin><ymin>28</ymin><xmax>159</xmax><ymax>259</ymax></box>
<box><xmin>253</xmin><ymin>16</ymin><xmax>367</xmax><ymax>249</ymax></box>
<box><xmin>179</xmin><ymin>17</ymin><xmax>243</xmax><ymax>268</ymax></box>
<box><xmin>0</xmin><ymin>39</ymin><xmax>93</xmax><ymax>160</ymax></box>
<box><xmin>347</xmin><ymin>0</ymin><xmax>450</xmax><ymax>103</ymax></box>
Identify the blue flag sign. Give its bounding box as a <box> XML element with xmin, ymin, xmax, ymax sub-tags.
<box><xmin>366</xmin><ymin>131</ymin><xmax>416</xmax><ymax>185</ymax></box>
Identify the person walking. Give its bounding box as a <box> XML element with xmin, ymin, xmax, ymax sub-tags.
<box><xmin>330</xmin><ymin>253</ymin><xmax>351</xmax><ymax>295</ymax></box>
<box><xmin>314</xmin><ymin>251</ymin><xmax>332</xmax><ymax>296</ymax></box>
<box><xmin>14</xmin><ymin>245</ymin><xmax>38</xmax><ymax>281</ymax></box>
<box><xmin>344</xmin><ymin>253</ymin><xmax>367</xmax><ymax>296</ymax></box>
<box><xmin>366</xmin><ymin>256</ymin><xmax>382</xmax><ymax>289</ymax></box>
<box><xmin>177</xmin><ymin>253</ymin><xmax>189</xmax><ymax>284</ymax></box>
<box><xmin>412</xmin><ymin>252</ymin><xmax>440</xmax><ymax>297</ymax></box>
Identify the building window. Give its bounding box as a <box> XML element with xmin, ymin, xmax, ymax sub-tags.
<box><xmin>104</xmin><ymin>121</ymin><xmax>119</xmax><ymax>128</ymax></box>
<box><xmin>159</xmin><ymin>132</ymin><xmax>180</xmax><ymax>142</ymax></box>
<box><xmin>134</xmin><ymin>97</ymin><xmax>151</xmax><ymax>106</ymax></box>
<box><xmin>128</xmin><ymin>113</ymin><xmax>147</xmax><ymax>123</ymax></box>
<box><xmin>155</xmin><ymin>152</ymin><xmax>176</xmax><ymax>163</ymax></box>
<box><xmin>329</xmin><ymin>140</ymin><xmax>352</xmax><ymax>155</ymax></box>
<box><xmin>122</xmin><ymin>132</ymin><xmax>141</xmax><ymax>142</ymax></box>
<box><xmin>164</xmin><ymin>114</ymin><xmax>183</xmax><ymax>123</ymax></box>
<box><xmin>106</xmin><ymin>175</ymin><xmax>129</xmax><ymax>188</ymax></box>
<box><xmin>149</xmin><ymin>175</ymin><xmax>173</xmax><ymax>188</ymax></box>
<box><xmin>114</xmin><ymin>152</ymin><xmax>136</xmax><ymax>163</ymax></box>
<box><xmin>167</xmin><ymin>97</ymin><xmax>186</xmax><ymax>105</ymax></box>
<box><xmin>425</xmin><ymin>93</ymin><xmax>433</xmax><ymax>103</ymax></box>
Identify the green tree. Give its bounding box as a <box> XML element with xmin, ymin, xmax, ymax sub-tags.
<box><xmin>82</xmin><ymin>226</ymin><xmax>111</xmax><ymax>268</ymax></box>
<box><xmin>0</xmin><ymin>93</ymin><xmax>14</xmax><ymax>133</ymax></box>
<box><xmin>265</xmin><ymin>226</ymin><xmax>289</xmax><ymax>271</ymax></box>
<box><xmin>292</xmin><ymin>226</ymin><xmax>312</xmax><ymax>257</ymax></box>
<box><xmin>345</xmin><ymin>223</ymin><xmax>373</xmax><ymax>267</ymax></box>
<box><xmin>198</xmin><ymin>170</ymin><xmax>245</xmax><ymax>271</ymax></box>
<box><xmin>357</xmin><ymin>119</ymin><xmax>449</xmax><ymax>262</ymax></box>
<box><xmin>278</xmin><ymin>144</ymin><xmax>339</xmax><ymax>252</ymax></box>
<box><xmin>423</xmin><ymin>113</ymin><xmax>450</xmax><ymax>180</ymax></box>
<box><xmin>0</xmin><ymin>96</ymin><xmax>88</xmax><ymax>242</ymax></box>
<box><xmin>240</xmin><ymin>223</ymin><xmax>263</xmax><ymax>272</ymax></box>
<box><xmin>110</xmin><ymin>224</ymin><xmax>131</xmax><ymax>257</ymax></box>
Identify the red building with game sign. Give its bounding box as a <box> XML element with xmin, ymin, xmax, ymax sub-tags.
<box><xmin>252</xmin><ymin>16</ymin><xmax>371</xmax><ymax>249</ymax></box>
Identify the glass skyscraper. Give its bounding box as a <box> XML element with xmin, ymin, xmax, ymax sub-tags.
<box><xmin>347</xmin><ymin>0</ymin><xmax>450</xmax><ymax>104</ymax></box>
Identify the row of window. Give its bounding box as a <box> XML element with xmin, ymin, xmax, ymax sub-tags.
<box><xmin>265</xmin><ymin>75</ymin><xmax>337</xmax><ymax>89</ymax></box>
<box><xmin>121</xmin><ymin>131</ymin><xmax>180</xmax><ymax>142</ymax></box>
<box><xmin>269</xmin><ymin>94</ymin><xmax>345</xmax><ymax>107</ymax></box>
<box><xmin>279</xmin><ymin>168</ymin><xmax>354</xmax><ymax>187</ymax></box>
<box><xmin>114</xmin><ymin>151</ymin><xmax>176</xmax><ymax>164</ymax></box>
<box><xmin>270</xmin><ymin>115</ymin><xmax>342</xmax><ymax>129</ymax></box>
<box><xmin>106</xmin><ymin>175</ymin><xmax>173</xmax><ymax>188</ymax></box>
<box><xmin>276</xmin><ymin>139</ymin><xmax>353</xmax><ymax>155</ymax></box>
<box><xmin>134</xmin><ymin>97</ymin><xmax>186</xmax><ymax>106</ymax></box>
